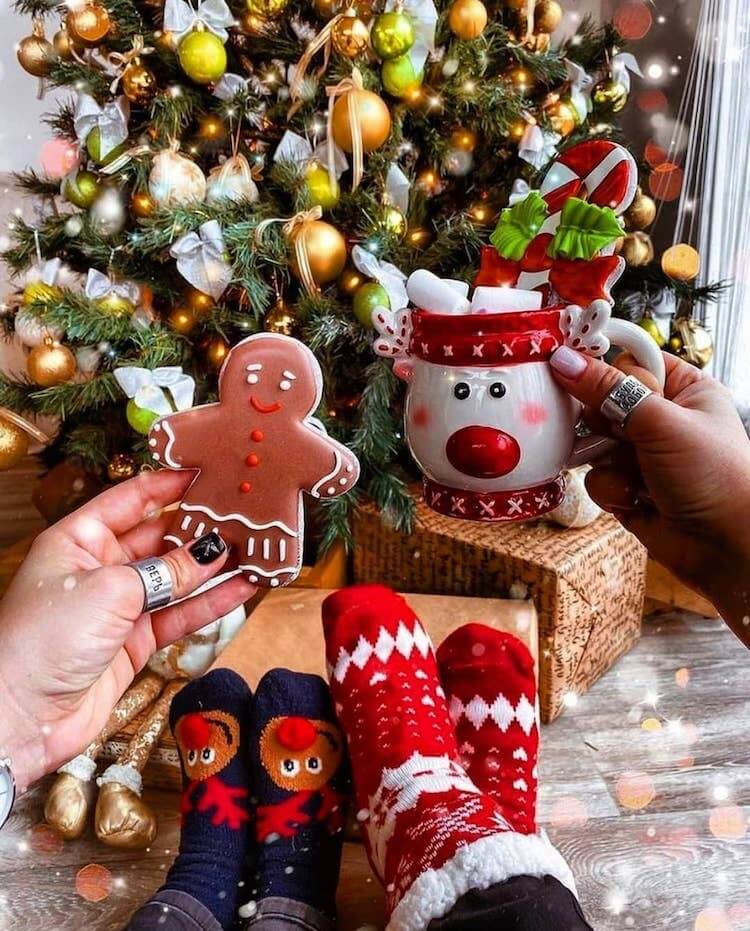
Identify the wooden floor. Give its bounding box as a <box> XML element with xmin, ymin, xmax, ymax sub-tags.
<box><xmin>2</xmin><ymin>610</ymin><xmax>748</xmax><ymax>930</ymax></box>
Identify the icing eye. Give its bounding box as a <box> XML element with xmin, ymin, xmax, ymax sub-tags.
<box><xmin>247</xmin><ymin>374</ymin><xmax>259</xmax><ymax>385</ymax></box>
<box><xmin>306</xmin><ymin>756</ymin><xmax>322</xmax><ymax>773</ymax></box>
<box><xmin>281</xmin><ymin>758</ymin><xmax>300</xmax><ymax>776</ymax></box>
<box><xmin>489</xmin><ymin>382</ymin><xmax>506</xmax><ymax>399</ymax></box>
<box><xmin>453</xmin><ymin>382</ymin><xmax>471</xmax><ymax>400</ymax></box>
<box><xmin>279</xmin><ymin>379</ymin><xmax>292</xmax><ymax>391</ymax></box>
<box><xmin>201</xmin><ymin>747</ymin><xmax>216</xmax><ymax>764</ymax></box>
<box><xmin>187</xmin><ymin>749</ymin><xmax>197</xmax><ymax>766</ymax></box>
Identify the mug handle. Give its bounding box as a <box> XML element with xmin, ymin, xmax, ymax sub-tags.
<box><xmin>565</xmin><ymin>317</ymin><xmax>666</xmax><ymax>468</ymax></box>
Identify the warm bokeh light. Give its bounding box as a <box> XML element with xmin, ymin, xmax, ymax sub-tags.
<box><xmin>694</xmin><ymin>908</ymin><xmax>732</xmax><ymax>931</ymax></box>
<box><xmin>645</xmin><ymin>140</ymin><xmax>669</xmax><ymax>167</ymax></box>
<box><xmin>75</xmin><ymin>863</ymin><xmax>113</xmax><ymax>902</ymax></box>
<box><xmin>709</xmin><ymin>805</ymin><xmax>747</xmax><ymax>840</ymax></box>
<box><xmin>30</xmin><ymin>823</ymin><xmax>64</xmax><ymax>855</ymax></box>
<box><xmin>637</xmin><ymin>90</ymin><xmax>669</xmax><ymax>113</ymax></box>
<box><xmin>649</xmin><ymin>162</ymin><xmax>684</xmax><ymax>201</ymax></box>
<box><xmin>549</xmin><ymin>795</ymin><xmax>589</xmax><ymax>829</ymax></box>
<box><xmin>613</xmin><ymin>0</ymin><xmax>653</xmax><ymax>40</ymax></box>
<box><xmin>675</xmin><ymin>667</ymin><xmax>690</xmax><ymax>688</ymax></box>
<box><xmin>616</xmin><ymin>770</ymin><xmax>656</xmax><ymax>810</ymax></box>
<box><xmin>641</xmin><ymin>716</ymin><xmax>662</xmax><ymax>732</ymax></box>
<box><xmin>40</xmin><ymin>139</ymin><xmax>79</xmax><ymax>179</ymax></box>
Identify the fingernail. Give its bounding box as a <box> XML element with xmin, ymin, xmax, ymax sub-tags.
<box><xmin>189</xmin><ymin>532</ymin><xmax>226</xmax><ymax>564</ymax></box>
<box><xmin>550</xmin><ymin>346</ymin><xmax>588</xmax><ymax>380</ymax></box>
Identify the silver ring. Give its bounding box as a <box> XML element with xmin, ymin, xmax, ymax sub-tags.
<box><xmin>128</xmin><ymin>557</ymin><xmax>174</xmax><ymax>612</ymax></box>
<box><xmin>600</xmin><ymin>374</ymin><xmax>653</xmax><ymax>428</ymax></box>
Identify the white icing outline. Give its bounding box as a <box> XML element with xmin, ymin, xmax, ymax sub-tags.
<box><xmin>236</xmin><ymin>562</ymin><xmax>299</xmax><ymax>578</ymax></box>
<box><xmin>178</xmin><ymin>502</ymin><xmax>298</xmax><ymax>537</ymax></box>
<box><xmin>310</xmin><ymin>448</ymin><xmax>343</xmax><ymax>498</ymax></box>
<box><xmin>162</xmin><ymin>420</ymin><xmax>181</xmax><ymax>469</ymax></box>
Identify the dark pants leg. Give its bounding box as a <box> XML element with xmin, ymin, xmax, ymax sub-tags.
<box><xmin>125</xmin><ymin>889</ymin><xmax>224</xmax><ymax>931</ymax></box>
<box><xmin>428</xmin><ymin>875</ymin><xmax>593</xmax><ymax>931</ymax></box>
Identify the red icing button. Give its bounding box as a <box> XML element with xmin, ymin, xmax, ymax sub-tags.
<box><xmin>239</xmin><ymin>481</ymin><xmax>252</xmax><ymax>493</ymax></box>
<box><xmin>251</xmin><ymin>430</ymin><xmax>264</xmax><ymax>442</ymax></box>
<box><xmin>246</xmin><ymin>453</ymin><xmax>260</xmax><ymax>467</ymax></box>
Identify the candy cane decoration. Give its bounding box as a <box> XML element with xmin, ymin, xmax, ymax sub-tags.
<box><xmin>516</xmin><ymin>140</ymin><xmax>638</xmax><ymax>296</ymax></box>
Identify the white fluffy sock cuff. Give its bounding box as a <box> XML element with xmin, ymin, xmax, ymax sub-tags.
<box><xmin>97</xmin><ymin>763</ymin><xmax>143</xmax><ymax>796</ymax></box>
<box><xmin>58</xmin><ymin>754</ymin><xmax>98</xmax><ymax>782</ymax></box>
<box><xmin>386</xmin><ymin>830</ymin><xmax>577</xmax><ymax>931</ymax></box>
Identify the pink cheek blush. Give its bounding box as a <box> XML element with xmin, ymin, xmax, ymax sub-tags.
<box><xmin>521</xmin><ymin>402</ymin><xmax>548</xmax><ymax>426</ymax></box>
<box><xmin>411</xmin><ymin>406</ymin><xmax>430</xmax><ymax>428</ymax></box>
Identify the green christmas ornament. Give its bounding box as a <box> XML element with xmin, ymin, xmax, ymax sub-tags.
<box><xmin>126</xmin><ymin>398</ymin><xmax>159</xmax><ymax>435</ymax></box>
<box><xmin>62</xmin><ymin>169</ymin><xmax>100</xmax><ymax>208</ymax></box>
<box><xmin>86</xmin><ymin>129</ymin><xmax>127</xmax><ymax>167</ymax></box>
<box><xmin>178</xmin><ymin>29</ymin><xmax>227</xmax><ymax>84</ymax></box>
<box><xmin>353</xmin><ymin>282</ymin><xmax>390</xmax><ymax>328</ymax></box>
<box><xmin>382</xmin><ymin>53</ymin><xmax>422</xmax><ymax>98</ymax></box>
<box><xmin>371</xmin><ymin>11</ymin><xmax>415</xmax><ymax>59</ymax></box>
<box><xmin>305</xmin><ymin>163</ymin><xmax>339</xmax><ymax>210</ymax></box>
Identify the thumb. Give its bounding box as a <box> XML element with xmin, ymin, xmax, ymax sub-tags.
<box><xmin>86</xmin><ymin>531</ymin><xmax>231</xmax><ymax>620</ymax></box>
<box><xmin>549</xmin><ymin>346</ymin><xmax>677</xmax><ymax>445</ymax></box>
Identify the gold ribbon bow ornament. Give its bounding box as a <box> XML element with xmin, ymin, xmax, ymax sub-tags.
<box><xmin>257</xmin><ymin>207</ymin><xmax>347</xmax><ymax>294</ymax></box>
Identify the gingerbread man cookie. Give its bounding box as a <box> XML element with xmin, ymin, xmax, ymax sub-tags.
<box><xmin>148</xmin><ymin>333</ymin><xmax>360</xmax><ymax>587</ymax></box>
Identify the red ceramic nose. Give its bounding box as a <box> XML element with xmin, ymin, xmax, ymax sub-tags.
<box><xmin>276</xmin><ymin>716</ymin><xmax>317</xmax><ymax>751</ymax></box>
<box><xmin>446</xmin><ymin>425</ymin><xmax>521</xmax><ymax>478</ymax></box>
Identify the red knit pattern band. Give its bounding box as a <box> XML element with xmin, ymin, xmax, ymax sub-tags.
<box><xmin>424</xmin><ymin>475</ymin><xmax>565</xmax><ymax>522</ymax></box>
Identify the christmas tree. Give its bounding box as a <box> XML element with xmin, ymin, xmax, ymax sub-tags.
<box><xmin>4</xmin><ymin>0</ymin><xmax>720</xmax><ymax>548</ymax></box>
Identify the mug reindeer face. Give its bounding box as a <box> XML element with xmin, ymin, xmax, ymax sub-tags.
<box><xmin>404</xmin><ymin>360</ymin><xmax>581</xmax><ymax>492</ymax></box>
<box><xmin>220</xmin><ymin>335</ymin><xmax>320</xmax><ymax>420</ymax></box>
<box><xmin>260</xmin><ymin>716</ymin><xmax>343</xmax><ymax>792</ymax></box>
<box><xmin>175</xmin><ymin>711</ymin><xmax>240</xmax><ymax>780</ymax></box>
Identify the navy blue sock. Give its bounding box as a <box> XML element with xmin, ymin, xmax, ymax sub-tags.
<box><xmin>246</xmin><ymin>668</ymin><xmax>348</xmax><ymax>919</ymax></box>
<box><xmin>161</xmin><ymin>668</ymin><xmax>253</xmax><ymax>929</ymax></box>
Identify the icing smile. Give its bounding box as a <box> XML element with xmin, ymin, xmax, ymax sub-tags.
<box><xmin>250</xmin><ymin>396</ymin><xmax>283</xmax><ymax>414</ymax></box>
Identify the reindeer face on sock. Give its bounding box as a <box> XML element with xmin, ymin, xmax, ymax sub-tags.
<box><xmin>260</xmin><ymin>716</ymin><xmax>343</xmax><ymax>791</ymax></box>
<box><xmin>175</xmin><ymin>711</ymin><xmax>240</xmax><ymax>780</ymax></box>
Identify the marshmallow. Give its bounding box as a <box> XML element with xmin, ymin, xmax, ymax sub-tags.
<box><xmin>471</xmin><ymin>286</ymin><xmax>543</xmax><ymax>314</ymax></box>
<box><xmin>407</xmin><ymin>270</ymin><xmax>471</xmax><ymax>315</ymax></box>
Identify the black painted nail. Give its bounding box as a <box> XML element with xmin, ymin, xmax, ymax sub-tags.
<box><xmin>189</xmin><ymin>532</ymin><xmax>226</xmax><ymax>564</ymax></box>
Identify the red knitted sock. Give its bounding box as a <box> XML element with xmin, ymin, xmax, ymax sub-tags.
<box><xmin>322</xmin><ymin>585</ymin><xmax>573</xmax><ymax>931</ymax></box>
<box><xmin>436</xmin><ymin>624</ymin><xmax>539</xmax><ymax>835</ymax></box>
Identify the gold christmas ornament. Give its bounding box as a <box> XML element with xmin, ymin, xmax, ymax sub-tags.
<box><xmin>63</xmin><ymin>169</ymin><xmax>100</xmax><ymax>209</ymax></box>
<box><xmin>533</xmin><ymin>0</ymin><xmax>562</xmax><ymax>33</ymax></box>
<box><xmin>671</xmin><ymin>317</ymin><xmax>713</xmax><ymax>369</ymax></box>
<box><xmin>0</xmin><ymin>416</ymin><xmax>30</xmax><ymax>470</ymax></box>
<box><xmin>131</xmin><ymin>189</ymin><xmax>156</xmax><ymax>218</ymax></box>
<box><xmin>620</xmin><ymin>231</ymin><xmax>654</xmax><ymax>267</ymax></box>
<box><xmin>17</xmin><ymin>22</ymin><xmax>57</xmax><ymax>78</ymax></box>
<box><xmin>338</xmin><ymin>264</ymin><xmax>366</xmax><ymax>296</ymax></box>
<box><xmin>371</xmin><ymin>10</ymin><xmax>415</xmax><ymax>59</ymax></box>
<box><xmin>505</xmin><ymin>65</ymin><xmax>535</xmax><ymax>95</ymax></box>
<box><xmin>624</xmin><ymin>187</ymin><xmax>656</xmax><ymax>230</ymax></box>
<box><xmin>245</xmin><ymin>0</ymin><xmax>291</xmax><ymax>17</ymax></box>
<box><xmin>265</xmin><ymin>298</ymin><xmax>295</xmax><ymax>335</ymax></box>
<box><xmin>95</xmin><ymin>292</ymin><xmax>135</xmax><ymax>316</ymax></box>
<box><xmin>107</xmin><ymin>452</ymin><xmax>137</xmax><ymax>482</ymax></box>
<box><xmin>382</xmin><ymin>205</ymin><xmax>406</xmax><ymax>236</ymax></box>
<box><xmin>53</xmin><ymin>25</ymin><xmax>78</xmax><ymax>60</ymax></box>
<box><xmin>546</xmin><ymin>97</ymin><xmax>578</xmax><ymax>136</ymax></box>
<box><xmin>331</xmin><ymin>85</ymin><xmax>392</xmax><ymax>153</ymax></box>
<box><xmin>178</xmin><ymin>28</ymin><xmax>227</xmax><ymax>84</ymax></box>
<box><xmin>448</xmin><ymin>0</ymin><xmax>488</xmax><ymax>40</ymax></box>
<box><xmin>122</xmin><ymin>59</ymin><xmax>157</xmax><ymax>105</ymax></box>
<box><xmin>305</xmin><ymin>163</ymin><xmax>340</xmax><ymax>210</ymax></box>
<box><xmin>331</xmin><ymin>13</ymin><xmax>370</xmax><ymax>58</ymax></box>
<box><xmin>66</xmin><ymin>3</ymin><xmax>111</xmax><ymax>46</ymax></box>
<box><xmin>23</xmin><ymin>281</ymin><xmax>62</xmax><ymax>306</ymax></box>
<box><xmin>639</xmin><ymin>310</ymin><xmax>666</xmax><ymax>347</ymax></box>
<box><xmin>206</xmin><ymin>336</ymin><xmax>230</xmax><ymax>368</ymax></box>
<box><xmin>291</xmin><ymin>219</ymin><xmax>347</xmax><ymax>286</ymax></box>
<box><xmin>168</xmin><ymin>307</ymin><xmax>197</xmax><ymax>334</ymax></box>
<box><xmin>504</xmin><ymin>0</ymin><xmax>526</xmax><ymax>8</ymax></box>
<box><xmin>592</xmin><ymin>78</ymin><xmax>628</xmax><ymax>113</ymax></box>
<box><xmin>662</xmin><ymin>243</ymin><xmax>701</xmax><ymax>282</ymax></box>
<box><xmin>27</xmin><ymin>338</ymin><xmax>77</xmax><ymax>387</ymax></box>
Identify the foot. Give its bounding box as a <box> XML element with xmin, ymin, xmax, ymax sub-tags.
<box><xmin>160</xmin><ymin>668</ymin><xmax>254</xmax><ymax>929</ymax></box>
<box><xmin>322</xmin><ymin>585</ymin><xmax>574</xmax><ymax>930</ymax></box>
<box><xmin>243</xmin><ymin>668</ymin><xmax>348</xmax><ymax>920</ymax></box>
<box><xmin>95</xmin><ymin>778</ymin><xmax>158</xmax><ymax>849</ymax></box>
<box><xmin>437</xmin><ymin>624</ymin><xmax>539</xmax><ymax>834</ymax></box>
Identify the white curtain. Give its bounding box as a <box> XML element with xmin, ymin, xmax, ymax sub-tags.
<box><xmin>673</xmin><ymin>0</ymin><xmax>750</xmax><ymax>405</ymax></box>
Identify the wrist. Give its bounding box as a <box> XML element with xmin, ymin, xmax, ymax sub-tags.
<box><xmin>0</xmin><ymin>668</ymin><xmax>47</xmax><ymax>793</ymax></box>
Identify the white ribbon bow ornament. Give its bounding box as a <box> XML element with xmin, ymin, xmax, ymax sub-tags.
<box><xmin>273</xmin><ymin>130</ymin><xmax>348</xmax><ymax>180</ymax></box>
<box><xmin>73</xmin><ymin>94</ymin><xmax>130</xmax><ymax>159</ymax></box>
<box><xmin>213</xmin><ymin>72</ymin><xmax>249</xmax><ymax>100</ymax></box>
<box><xmin>611</xmin><ymin>52</ymin><xmax>643</xmax><ymax>93</ymax></box>
<box><xmin>114</xmin><ymin>366</ymin><xmax>196</xmax><ymax>415</ymax></box>
<box><xmin>85</xmin><ymin>269</ymin><xmax>141</xmax><ymax>305</ymax></box>
<box><xmin>352</xmin><ymin>245</ymin><xmax>408</xmax><ymax>312</ymax></box>
<box><xmin>564</xmin><ymin>60</ymin><xmax>594</xmax><ymax>123</ymax></box>
<box><xmin>385</xmin><ymin>164</ymin><xmax>410</xmax><ymax>214</ymax></box>
<box><xmin>518</xmin><ymin>123</ymin><xmax>561</xmax><ymax>170</ymax></box>
<box><xmin>163</xmin><ymin>0</ymin><xmax>235</xmax><ymax>43</ymax></box>
<box><xmin>170</xmin><ymin>220</ymin><xmax>232</xmax><ymax>300</ymax></box>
